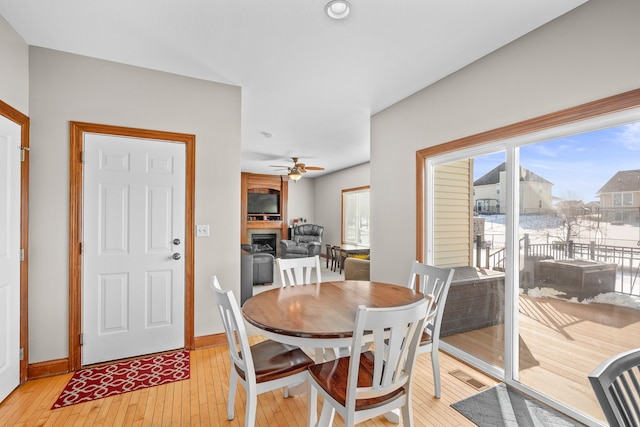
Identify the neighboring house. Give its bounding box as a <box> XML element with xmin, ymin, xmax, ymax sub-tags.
<box><xmin>553</xmin><ymin>199</ymin><xmax>589</xmax><ymax>217</ymax></box>
<box><xmin>597</xmin><ymin>169</ymin><xmax>640</xmax><ymax>224</ymax></box>
<box><xmin>473</xmin><ymin>162</ymin><xmax>553</xmax><ymax>215</ymax></box>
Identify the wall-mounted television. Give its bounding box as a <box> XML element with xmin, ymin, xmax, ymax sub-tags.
<box><xmin>247</xmin><ymin>192</ymin><xmax>279</xmax><ymax>214</ymax></box>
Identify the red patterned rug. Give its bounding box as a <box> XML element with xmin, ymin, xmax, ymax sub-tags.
<box><xmin>52</xmin><ymin>351</ymin><xmax>190</xmax><ymax>409</ymax></box>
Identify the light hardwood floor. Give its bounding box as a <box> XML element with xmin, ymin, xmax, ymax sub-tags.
<box><xmin>0</xmin><ymin>339</ymin><xmax>496</xmax><ymax>426</ymax></box>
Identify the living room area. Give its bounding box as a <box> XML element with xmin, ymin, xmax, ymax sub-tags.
<box><xmin>240</xmin><ymin>170</ymin><xmax>371</xmax><ymax>299</ymax></box>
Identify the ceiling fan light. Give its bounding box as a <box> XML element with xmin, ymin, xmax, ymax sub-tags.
<box><xmin>288</xmin><ymin>170</ymin><xmax>303</xmax><ymax>181</ymax></box>
<box><xmin>325</xmin><ymin>0</ymin><xmax>351</xmax><ymax>20</ymax></box>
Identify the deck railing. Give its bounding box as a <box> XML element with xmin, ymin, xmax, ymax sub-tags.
<box><xmin>478</xmin><ymin>234</ymin><xmax>640</xmax><ymax>296</ymax></box>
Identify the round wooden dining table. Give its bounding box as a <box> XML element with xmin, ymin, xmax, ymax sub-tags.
<box><xmin>242</xmin><ymin>280</ymin><xmax>424</xmax><ymax>351</ymax></box>
<box><xmin>243</xmin><ymin>280</ymin><xmax>424</xmax><ymax>425</ymax></box>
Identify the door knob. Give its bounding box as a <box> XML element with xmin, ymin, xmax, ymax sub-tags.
<box><xmin>173</xmin><ymin>238</ymin><xmax>181</xmax><ymax>245</ymax></box>
<box><xmin>172</xmin><ymin>253</ymin><xmax>182</xmax><ymax>260</ymax></box>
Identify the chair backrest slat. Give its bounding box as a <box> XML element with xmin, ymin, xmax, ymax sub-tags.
<box><xmin>276</xmin><ymin>255</ymin><xmax>321</xmax><ymax>286</ymax></box>
<box><xmin>590</xmin><ymin>347</ymin><xmax>640</xmax><ymax>426</ymax></box>
<box><xmin>346</xmin><ymin>296</ymin><xmax>432</xmax><ymax>403</ymax></box>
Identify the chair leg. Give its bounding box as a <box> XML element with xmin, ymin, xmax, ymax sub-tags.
<box><xmin>432</xmin><ymin>350</ymin><xmax>441</xmax><ymax>398</ymax></box>
<box><xmin>227</xmin><ymin>367</ymin><xmax>238</xmax><ymax>420</ymax></box>
<box><xmin>383</xmin><ymin>409</ymin><xmax>400</xmax><ymax>424</ymax></box>
<box><xmin>308</xmin><ymin>380</ymin><xmax>317</xmax><ymax>427</ymax></box>
<box><xmin>317</xmin><ymin>401</ymin><xmax>335</xmax><ymax>427</ymax></box>
<box><xmin>245</xmin><ymin>383</ymin><xmax>257</xmax><ymax>427</ymax></box>
<box><xmin>401</xmin><ymin>399</ymin><xmax>413</xmax><ymax>427</ymax></box>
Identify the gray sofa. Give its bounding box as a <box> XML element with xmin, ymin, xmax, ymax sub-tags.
<box><xmin>280</xmin><ymin>224</ymin><xmax>324</xmax><ymax>259</ymax></box>
<box><xmin>240</xmin><ymin>245</ymin><xmax>274</xmax><ymax>304</ymax></box>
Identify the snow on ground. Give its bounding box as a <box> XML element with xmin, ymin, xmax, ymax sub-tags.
<box><xmin>484</xmin><ymin>214</ymin><xmax>640</xmax><ymax>310</ymax></box>
<box><xmin>587</xmin><ymin>292</ymin><xmax>640</xmax><ymax>309</ymax></box>
<box><xmin>482</xmin><ymin>213</ymin><xmax>640</xmax><ymax>247</ymax></box>
<box><xmin>522</xmin><ymin>286</ymin><xmax>640</xmax><ymax>310</ymax></box>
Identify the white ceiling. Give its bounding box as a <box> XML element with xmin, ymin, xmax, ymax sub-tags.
<box><xmin>0</xmin><ymin>0</ymin><xmax>587</xmax><ymax>177</ymax></box>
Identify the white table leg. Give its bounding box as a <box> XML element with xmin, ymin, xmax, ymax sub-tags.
<box><xmin>384</xmin><ymin>409</ymin><xmax>401</xmax><ymax>423</ymax></box>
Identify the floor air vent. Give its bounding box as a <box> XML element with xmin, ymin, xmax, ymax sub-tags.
<box><xmin>449</xmin><ymin>369</ymin><xmax>489</xmax><ymax>390</ymax></box>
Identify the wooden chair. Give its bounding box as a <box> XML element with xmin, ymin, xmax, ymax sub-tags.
<box><xmin>331</xmin><ymin>245</ymin><xmax>341</xmax><ymax>272</ymax></box>
<box><xmin>407</xmin><ymin>261</ymin><xmax>455</xmax><ymax>398</ymax></box>
<box><xmin>276</xmin><ymin>255</ymin><xmax>321</xmax><ymax>286</ymax></box>
<box><xmin>589</xmin><ymin>347</ymin><xmax>640</xmax><ymax>426</ymax></box>
<box><xmin>325</xmin><ymin>244</ymin><xmax>332</xmax><ymax>269</ymax></box>
<box><xmin>210</xmin><ymin>276</ymin><xmax>314</xmax><ymax>427</ymax></box>
<box><xmin>307</xmin><ymin>297</ymin><xmax>432</xmax><ymax>427</ymax></box>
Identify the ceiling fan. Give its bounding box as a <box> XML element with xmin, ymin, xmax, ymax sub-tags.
<box><xmin>269</xmin><ymin>157</ymin><xmax>325</xmax><ymax>182</ymax></box>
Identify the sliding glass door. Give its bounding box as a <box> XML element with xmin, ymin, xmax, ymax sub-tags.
<box><xmin>423</xmin><ymin>108</ymin><xmax>640</xmax><ymax>424</ymax></box>
<box><xmin>516</xmin><ymin>129</ymin><xmax>640</xmax><ymax>421</ymax></box>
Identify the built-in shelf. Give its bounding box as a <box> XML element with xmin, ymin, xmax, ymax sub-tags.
<box><xmin>241</xmin><ymin>173</ymin><xmax>288</xmax><ymax>247</ymax></box>
<box><xmin>247</xmin><ymin>214</ymin><xmax>281</xmax><ymax>221</ymax></box>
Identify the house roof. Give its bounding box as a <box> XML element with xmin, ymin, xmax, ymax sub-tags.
<box><xmin>597</xmin><ymin>169</ymin><xmax>640</xmax><ymax>194</ymax></box>
<box><xmin>474</xmin><ymin>162</ymin><xmax>553</xmax><ymax>186</ymax></box>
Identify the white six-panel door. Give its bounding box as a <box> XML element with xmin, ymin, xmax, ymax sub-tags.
<box><xmin>82</xmin><ymin>134</ymin><xmax>185</xmax><ymax>365</ymax></box>
<box><xmin>0</xmin><ymin>115</ymin><xmax>21</xmax><ymax>402</ymax></box>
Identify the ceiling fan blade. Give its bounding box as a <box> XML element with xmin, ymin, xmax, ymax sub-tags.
<box><xmin>304</xmin><ymin>166</ymin><xmax>325</xmax><ymax>171</ymax></box>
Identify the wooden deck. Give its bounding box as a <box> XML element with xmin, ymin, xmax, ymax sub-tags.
<box><xmin>445</xmin><ymin>294</ymin><xmax>640</xmax><ymax>422</ymax></box>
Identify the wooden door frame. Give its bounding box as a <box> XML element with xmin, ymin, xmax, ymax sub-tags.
<box><xmin>0</xmin><ymin>100</ymin><xmax>29</xmax><ymax>383</ymax></box>
<box><xmin>69</xmin><ymin>122</ymin><xmax>195</xmax><ymax>371</ymax></box>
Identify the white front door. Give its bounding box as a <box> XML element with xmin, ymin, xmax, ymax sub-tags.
<box><xmin>0</xmin><ymin>115</ymin><xmax>21</xmax><ymax>402</ymax></box>
<box><xmin>82</xmin><ymin>134</ymin><xmax>186</xmax><ymax>365</ymax></box>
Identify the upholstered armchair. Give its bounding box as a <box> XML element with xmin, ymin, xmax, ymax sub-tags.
<box><xmin>241</xmin><ymin>244</ymin><xmax>274</xmax><ymax>286</ymax></box>
<box><xmin>280</xmin><ymin>224</ymin><xmax>324</xmax><ymax>259</ymax></box>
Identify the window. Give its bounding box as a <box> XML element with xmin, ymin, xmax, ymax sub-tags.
<box><xmin>342</xmin><ymin>186</ymin><xmax>370</xmax><ymax>246</ymax></box>
<box><xmin>613</xmin><ymin>192</ymin><xmax>633</xmax><ymax>206</ymax></box>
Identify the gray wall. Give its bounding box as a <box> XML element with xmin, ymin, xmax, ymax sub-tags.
<box><xmin>287</xmin><ymin>177</ymin><xmax>316</xmax><ymax>226</ymax></box>
<box><xmin>371</xmin><ymin>0</ymin><xmax>640</xmax><ymax>285</ymax></box>
<box><xmin>0</xmin><ymin>15</ymin><xmax>29</xmax><ymax>114</ymax></box>
<box><xmin>27</xmin><ymin>48</ymin><xmax>241</xmax><ymax>363</ymax></box>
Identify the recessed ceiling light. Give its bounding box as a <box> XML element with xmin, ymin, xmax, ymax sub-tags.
<box><xmin>325</xmin><ymin>0</ymin><xmax>351</xmax><ymax>20</ymax></box>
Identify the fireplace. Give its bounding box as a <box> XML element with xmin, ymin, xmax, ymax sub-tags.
<box><xmin>251</xmin><ymin>233</ymin><xmax>277</xmax><ymax>256</ymax></box>
<box><xmin>247</xmin><ymin>228</ymin><xmax>282</xmax><ymax>256</ymax></box>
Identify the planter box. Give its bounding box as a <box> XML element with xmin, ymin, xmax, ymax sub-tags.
<box><xmin>441</xmin><ymin>267</ymin><xmax>505</xmax><ymax>337</ymax></box>
<box><xmin>536</xmin><ymin>259</ymin><xmax>617</xmax><ymax>301</ymax></box>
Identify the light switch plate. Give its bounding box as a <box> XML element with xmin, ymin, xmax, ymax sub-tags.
<box><xmin>196</xmin><ymin>224</ymin><xmax>210</xmax><ymax>237</ymax></box>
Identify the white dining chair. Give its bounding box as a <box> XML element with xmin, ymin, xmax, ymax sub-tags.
<box><xmin>589</xmin><ymin>347</ymin><xmax>640</xmax><ymax>426</ymax></box>
<box><xmin>307</xmin><ymin>296</ymin><xmax>432</xmax><ymax>427</ymax></box>
<box><xmin>210</xmin><ymin>276</ymin><xmax>314</xmax><ymax>427</ymax></box>
<box><xmin>276</xmin><ymin>255</ymin><xmax>321</xmax><ymax>286</ymax></box>
<box><xmin>407</xmin><ymin>261</ymin><xmax>455</xmax><ymax>398</ymax></box>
